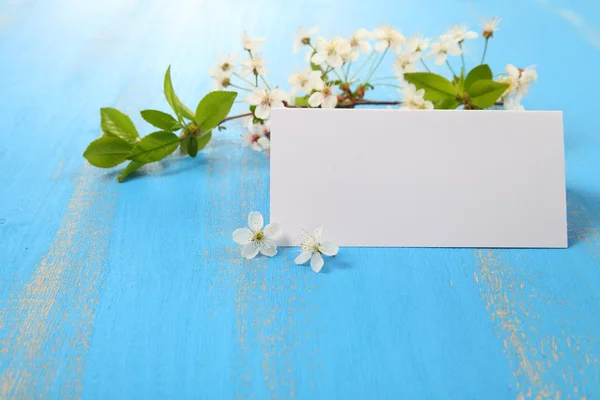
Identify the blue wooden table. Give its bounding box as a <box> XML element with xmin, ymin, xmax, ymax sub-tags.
<box><xmin>1</xmin><ymin>0</ymin><xmax>599</xmax><ymax>398</ymax></box>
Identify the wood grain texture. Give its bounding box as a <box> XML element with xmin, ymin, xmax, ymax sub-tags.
<box><xmin>1</xmin><ymin>0</ymin><xmax>599</xmax><ymax>398</ymax></box>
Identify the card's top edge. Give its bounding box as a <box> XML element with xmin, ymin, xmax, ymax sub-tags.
<box><xmin>271</xmin><ymin>108</ymin><xmax>563</xmax><ymax>114</ymax></box>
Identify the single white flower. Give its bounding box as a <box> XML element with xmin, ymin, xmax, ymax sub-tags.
<box><xmin>209</xmin><ymin>53</ymin><xmax>237</xmax><ymax>78</ymax></box>
<box><xmin>372</xmin><ymin>25</ymin><xmax>405</xmax><ymax>53</ymax></box>
<box><xmin>404</xmin><ymin>33</ymin><xmax>430</xmax><ymax>56</ymax></box>
<box><xmin>400</xmin><ymin>83</ymin><xmax>434</xmax><ymax>110</ymax></box>
<box><xmin>308</xmin><ymin>84</ymin><xmax>338</xmax><ymax>108</ymax></box>
<box><xmin>442</xmin><ymin>24</ymin><xmax>478</xmax><ymax>43</ymax></box>
<box><xmin>294</xmin><ymin>225</ymin><xmax>339</xmax><ymax>273</ymax></box>
<box><xmin>311</xmin><ymin>37</ymin><xmax>352</xmax><ymax>68</ymax></box>
<box><xmin>242</xmin><ymin>132</ymin><xmax>264</xmax><ymax>152</ymax></box>
<box><xmin>243</xmin><ymin>31</ymin><xmax>265</xmax><ymax>53</ymax></box>
<box><xmin>393</xmin><ymin>50</ymin><xmax>420</xmax><ymax>80</ymax></box>
<box><xmin>293</xmin><ymin>26</ymin><xmax>319</xmax><ymax>54</ymax></box>
<box><xmin>212</xmin><ymin>74</ymin><xmax>231</xmax><ymax>90</ymax></box>
<box><xmin>288</xmin><ymin>69</ymin><xmax>324</xmax><ymax>95</ymax></box>
<box><xmin>245</xmin><ymin>88</ymin><xmax>288</xmax><ymax>119</ymax></box>
<box><xmin>346</xmin><ymin>28</ymin><xmax>372</xmax><ymax>61</ymax></box>
<box><xmin>240</xmin><ymin>56</ymin><xmax>267</xmax><ymax>77</ymax></box>
<box><xmin>233</xmin><ymin>211</ymin><xmax>281</xmax><ymax>259</ymax></box>
<box><xmin>427</xmin><ymin>37</ymin><xmax>462</xmax><ymax>65</ymax></box>
<box><xmin>481</xmin><ymin>17</ymin><xmax>501</xmax><ymax>39</ymax></box>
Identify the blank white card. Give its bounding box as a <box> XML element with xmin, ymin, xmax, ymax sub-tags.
<box><xmin>270</xmin><ymin>109</ymin><xmax>567</xmax><ymax>248</ymax></box>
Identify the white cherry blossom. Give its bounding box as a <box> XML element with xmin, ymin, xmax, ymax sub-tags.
<box><xmin>400</xmin><ymin>83</ymin><xmax>434</xmax><ymax>110</ymax></box>
<box><xmin>209</xmin><ymin>53</ymin><xmax>237</xmax><ymax>78</ymax></box>
<box><xmin>346</xmin><ymin>28</ymin><xmax>372</xmax><ymax>61</ymax></box>
<box><xmin>294</xmin><ymin>225</ymin><xmax>339</xmax><ymax>273</ymax></box>
<box><xmin>481</xmin><ymin>17</ymin><xmax>501</xmax><ymax>39</ymax></box>
<box><xmin>243</xmin><ymin>31</ymin><xmax>265</xmax><ymax>53</ymax></box>
<box><xmin>245</xmin><ymin>88</ymin><xmax>288</xmax><ymax>120</ymax></box>
<box><xmin>240</xmin><ymin>56</ymin><xmax>267</xmax><ymax>77</ymax></box>
<box><xmin>293</xmin><ymin>26</ymin><xmax>319</xmax><ymax>54</ymax></box>
<box><xmin>427</xmin><ymin>36</ymin><xmax>462</xmax><ymax>65</ymax></box>
<box><xmin>242</xmin><ymin>132</ymin><xmax>264</xmax><ymax>152</ymax></box>
<box><xmin>443</xmin><ymin>24</ymin><xmax>478</xmax><ymax>43</ymax></box>
<box><xmin>233</xmin><ymin>211</ymin><xmax>281</xmax><ymax>259</ymax></box>
<box><xmin>372</xmin><ymin>25</ymin><xmax>405</xmax><ymax>53</ymax></box>
<box><xmin>311</xmin><ymin>37</ymin><xmax>352</xmax><ymax>68</ymax></box>
<box><xmin>498</xmin><ymin>64</ymin><xmax>538</xmax><ymax>110</ymax></box>
<box><xmin>308</xmin><ymin>84</ymin><xmax>338</xmax><ymax>108</ymax></box>
<box><xmin>404</xmin><ymin>34</ymin><xmax>430</xmax><ymax>56</ymax></box>
<box><xmin>213</xmin><ymin>75</ymin><xmax>231</xmax><ymax>90</ymax></box>
<box><xmin>393</xmin><ymin>50</ymin><xmax>420</xmax><ymax>80</ymax></box>
<box><xmin>288</xmin><ymin>69</ymin><xmax>324</xmax><ymax>95</ymax></box>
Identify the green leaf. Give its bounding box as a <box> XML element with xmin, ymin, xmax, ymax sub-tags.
<box><xmin>194</xmin><ymin>91</ymin><xmax>237</xmax><ymax>132</ymax></box>
<box><xmin>467</xmin><ymin>80</ymin><xmax>510</xmax><ymax>109</ymax></box>
<box><xmin>464</xmin><ymin>64</ymin><xmax>493</xmax><ymax>92</ymax></box>
<box><xmin>197</xmin><ymin>131</ymin><xmax>212</xmax><ymax>151</ymax></box>
<box><xmin>140</xmin><ymin>110</ymin><xmax>181</xmax><ymax>131</ymax></box>
<box><xmin>187</xmin><ymin>135</ymin><xmax>199</xmax><ymax>157</ymax></box>
<box><xmin>83</xmin><ymin>136</ymin><xmax>133</xmax><ymax>168</ymax></box>
<box><xmin>129</xmin><ymin>131</ymin><xmax>180</xmax><ymax>163</ymax></box>
<box><xmin>164</xmin><ymin>66</ymin><xmax>196</xmax><ymax>121</ymax></box>
<box><xmin>180</xmin><ymin>136</ymin><xmax>191</xmax><ymax>155</ymax></box>
<box><xmin>118</xmin><ymin>160</ymin><xmax>145</xmax><ymax>182</ymax></box>
<box><xmin>403</xmin><ymin>72</ymin><xmax>457</xmax><ymax>102</ymax></box>
<box><xmin>100</xmin><ymin>108</ymin><xmax>139</xmax><ymax>144</ymax></box>
<box><xmin>436</xmin><ymin>98</ymin><xmax>460</xmax><ymax>110</ymax></box>
<box><xmin>294</xmin><ymin>96</ymin><xmax>309</xmax><ymax>107</ymax></box>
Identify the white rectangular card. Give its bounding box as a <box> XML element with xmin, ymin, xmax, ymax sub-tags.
<box><xmin>270</xmin><ymin>109</ymin><xmax>567</xmax><ymax>248</ymax></box>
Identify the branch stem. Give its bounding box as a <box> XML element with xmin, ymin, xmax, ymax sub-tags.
<box><xmin>481</xmin><ymin>38</ymin><xmax>489</xmax><ymax>64</ymax></box>
<box><xmin>350</xmin><ymin>51</ymin><xmax>375</xmax><ymax>80</ymax></box>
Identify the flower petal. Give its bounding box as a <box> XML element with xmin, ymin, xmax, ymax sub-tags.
<box><xmin>319</xmin><ymin>241</ymin><xmax>339</xmax><ymax>256</ymax></box>
<box><xmin>374</xmin><ymin>40</ymin><xmax>388</xmax><ymax>52</ymax></box>
<box><xmin>242</xmin><ymin>242</ymin><xmax>259</xmax><ymax>259</ymax></box>
<box><xmin>250</xmin><ymin>142</ymin><xmax>263</xmax><ymax>152</ymax></box>
<box><xmin>254</xmin><ymin>103</ymin><xmax>270</xmax><ymax>119</ymax></box>
<box><xmin>310</xmin><ymin>252</ymin><xmax>324</xmax><ymax>273</ymax></box>
<box><xmin>245</xmin><ymin>91</ymin><xmax>262</xmax><ymax>105</ymax></box>
<box><xmin>263</xmin><ymin>223</ymin><xmax>281</xmax><ymax>239</ymax></box>
<box><xmin>232</xmin><ymin>227</ymin><xmax>253</xmax><ymax>244</ymax></box>
<box><xmin>314</xmin><ymin>225</ymin><xmax>323</xmax><ymax>242</ymax></box>
<box><xmin>322</xmin><ymin>95</ymin><xmax>338</xmax><ymax>109</ymax></box>
<box><xmin>308</xmin><ymin>92</ymin><xmax>324</xmax><ymax>108</ymax></box>
<box><xmin>259</xmin><ymin>241</ymin><xmax>278</xmax><ymax>257</ymax></box>
<box><xmin>311</xmin><ymin>52</ymin><xmax>326</xmax><ymax>65</ymax></box>
<box><xmin>248</xmin><ymin>211</ymin><xmax>264</xmax><ymax>232</ymax></box>
<box><xmin>294</xmin><ymin>250</ymin><xmax>313</xmax><ymax>265</ymax></box>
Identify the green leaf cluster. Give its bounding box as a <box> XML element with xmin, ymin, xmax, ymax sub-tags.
<box><xmin>403</xmin><ymin>64</ymin><xmax>509</xmax><ymax>110</ymax></box>
<box><xmin>83</xmin><ymin>67</ymin><xmax>237</xmax><ymax>182</ymax></box>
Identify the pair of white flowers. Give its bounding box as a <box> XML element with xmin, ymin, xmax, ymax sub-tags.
<box><xmin>232</xmin><ymin>211</ymin><xmax>339</xmax><ymax>273</ymax></box>
<box><xmin>288</xmin><ymin>70</ymin><xmax>338</xmax><ymax>109</ymax></box>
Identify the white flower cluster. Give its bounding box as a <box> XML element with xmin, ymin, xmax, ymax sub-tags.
<box><xmin>232</xmin><ymin>211</ymin><xmax>339</xmax><ymax>273</ymax></box>
<box><xmin>497</xmin><ymin>64</ymin><xmax>538</xmax><ymax>111</ymax></box>
<box><xmin>209</xmin><ymin>18</ymin><xmax>538</xmax><ymax>153</ymax></box>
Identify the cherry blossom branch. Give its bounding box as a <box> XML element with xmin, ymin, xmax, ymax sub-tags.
<box><xmin>217</xmin><ymin>99</ymin><xmax>404</xmax><ymax>126</ymax></box>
